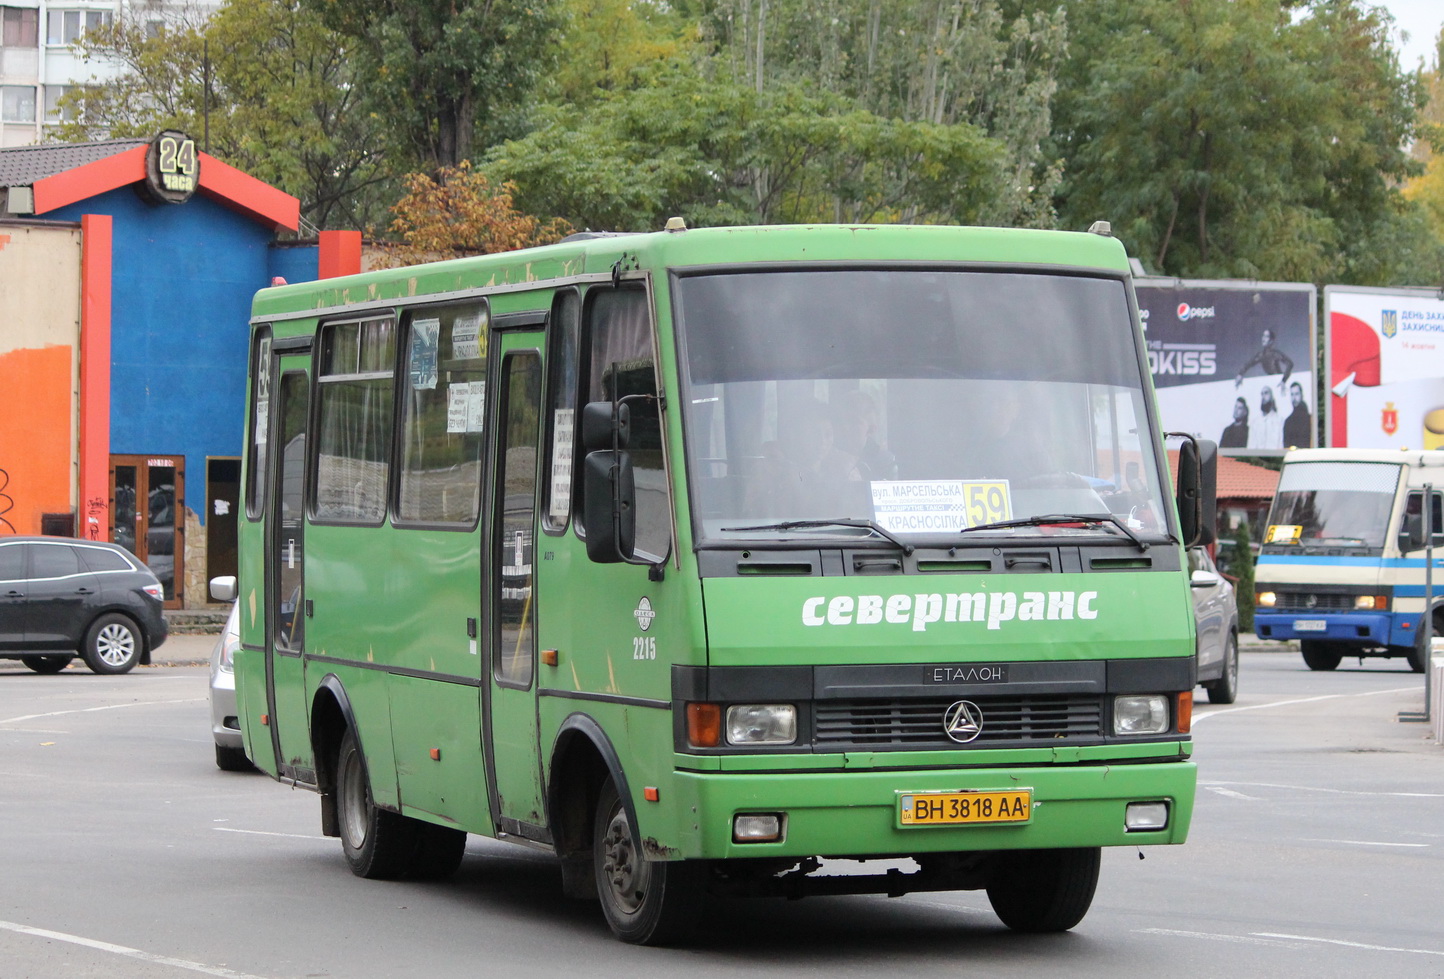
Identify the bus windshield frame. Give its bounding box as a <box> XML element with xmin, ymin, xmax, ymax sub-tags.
<box><xmin>670</xmin><ymin>265</ymin><xmax>1173</xmax><ymax>548</ymax></box>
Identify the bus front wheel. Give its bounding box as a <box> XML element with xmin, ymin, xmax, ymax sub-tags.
<box><xmin>986</xmin><ymin>847</ymin><xmax>1100</xmax><ymax>933</ymax></box>
<box><xmin>592</xmin><ymin>777</ymin><xmax>702</xmax><ymax>945</ymax></box>
<box><xmin>1300</xmin><ymin>641</ymin><xmax>1343</xmax><ymax>671</ymax></box>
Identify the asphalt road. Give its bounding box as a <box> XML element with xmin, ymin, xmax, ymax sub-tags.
<box><xmin>0</xmin><ymin>651</ymin><xmax>1439</xmax><ymax>978</ymax></box>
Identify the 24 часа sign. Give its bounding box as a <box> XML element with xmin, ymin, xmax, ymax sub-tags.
<box><xmin>1136</xmin><ymin>279</ymin><xmax>1316</xmax><ymax>457</ymax></box>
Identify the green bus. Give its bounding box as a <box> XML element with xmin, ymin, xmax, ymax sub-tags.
<box><xmin>227</xmin><ymin>222</ymin><xmax>1214</xmax><ymax>944</ymax></box>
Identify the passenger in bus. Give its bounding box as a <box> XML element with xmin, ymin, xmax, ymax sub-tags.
<box><xmin>833</xmin><ymin>390</ymin><xmax>897</xmax><ymax>480</ymax></box>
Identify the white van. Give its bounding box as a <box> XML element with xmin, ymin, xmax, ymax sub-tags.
<box><xmin>1254</xmin><ymin>448</ymin><xmax>1444</xmax><ymax>671</ymax></box>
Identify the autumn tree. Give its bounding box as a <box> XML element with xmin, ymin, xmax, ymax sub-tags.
<box><xmin>1403</xmin><ymin>30</ymin><xmax>1444</xmax><ymax>258</ymax></box>
<box><xmin>375</xmin><ymin>162</ymin><xmax>573</xmax><ymax>268</ymax></box>
<box><xmin>57</xmin><ymin>0</ymin><xmax>390</xmax><ymax>230</ymax></box>
<box><xmin>300</xmin><ymin>0</ymin><xmax>563</xmax><ymax>173</ymax></box>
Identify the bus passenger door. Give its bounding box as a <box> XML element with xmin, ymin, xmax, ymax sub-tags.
<box><xmin>485</xmin><ymin>340</ymin><xmax>548</xmax><ymax>834</ymax></box>
<box><xmin>265</xmin><ymin>359</ymin><xmax>314</xmax><ymax>778</ymax></box>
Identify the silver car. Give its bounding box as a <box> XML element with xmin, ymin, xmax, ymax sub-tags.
<box><xmin>1189</xmin><ymin>546</ymin><xmax>1239</xmax><ymax>704</ymax></box>
<box><xmin>208</xmin><ymin>578</ymin><xmax>251</xmax><ymax>771</ymax></box>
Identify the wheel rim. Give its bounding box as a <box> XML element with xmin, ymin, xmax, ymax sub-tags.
<box><xmin>1226</xmin><ymin>640</ymin><xmax>1238</xmax><ymax>688</ymax></box>
<box><xmin>340</xmin><ymin>748</ymin><xmax>369</xmax><ymax>851</ymax></box>
<box><xmin>600</xmin><ymin>805</ymin><xmax>649</xmax><ymax>916</ymax></box>
<box><xmin>96</xmin><ymin>623</ymin><xmax>136</xmax><ymax>666</ymax></box>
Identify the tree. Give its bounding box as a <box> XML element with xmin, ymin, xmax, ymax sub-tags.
<box><xmin>1043</xmin><ymin>0</ymin><xmax>1437</xmax><ymax>285</ymax></box>
<box><xmin>374</xmin><ymin>162</ymin><xmax>573</xmax><ymax>268</ymax></box>
<box><xmin>700</xmin><ymin>0</ymin><xmax>1067</xmax><ymax>227</ymax></box>
<box><xmin>300</xmin><ymin>0</ymin><xmax>564</xmax><ymax>173</ymax></box>
<box><xmin>549</xmin><ymin>0</ymin><xmax>694</xmax><ymax>106</ymax></box>
<box><xmin>57</xmin><ymin>0</ymin><xmax>391</xmax><ymax>230</ymax></box>
<box><xmin>1403</xmin><ymin>30</ymin><xmax>1444</xmax><ymax>263</ymax></box>
<box><xmin>484</xmin><ymin>64</ymin><xmax>1007</xmax><ymax>232</ymax></box>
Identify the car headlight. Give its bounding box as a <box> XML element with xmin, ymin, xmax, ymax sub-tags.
<box><xmin>726</xmin><ymin>704</ymin><xmax>797</xmax><ymax>745</ymax></box>
<box><xmin>1114</xmin><ymin>695</ymin><xmax>1170</xmax><ymax>735</ymax></box>
<box><xmin>1256</xmin><ymin>591</ymin><xmax>1276</xmax><ymax>608</ymax></box>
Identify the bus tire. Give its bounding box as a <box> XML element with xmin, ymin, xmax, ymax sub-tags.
<box><xmin>1407</xmin><ymin>632</ymin><xmax>1429</xmax><ymax>674</ymax></box>
<box><xmin>1300</xmin><ymin>641</ymin><xmax>1342</xmax><ymax>671</ymax></box>
<box><xmin>1206</xmin><ymin>634</ymin><xmax>1239</xmax><ymax>704</ymax></box>
<box><xmin>336</xmin><ymin>728</ymin><xmax>416</xmax><ymax>880</ymax></box>
<box><xmin>592</xmin><ymin>777</ymin><xmax>702</xmax><ymax>945</ymax></box>
<box><xmin>22</xmin><ymin>654</ymin><xmax>73</xmax><ymax>674</ymax></box>
<box><xmin>82</xmin><ymin>614</ymin><xmax>142</xmax><ymax>674</ymax></box>
<box><xmin>986</xmin><ymin>847</ymin><xmax>1100</xmax><ymax>933</ymax></box>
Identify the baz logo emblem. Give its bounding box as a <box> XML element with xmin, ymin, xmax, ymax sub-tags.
<box><xmin>633</xmin><ymin>597</ymin><xmax>656</xmax><ymax>632</ymax></box>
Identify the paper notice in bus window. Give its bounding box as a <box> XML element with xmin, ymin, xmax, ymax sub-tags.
<box><xmin>410</xmin><ymin>318</ymin><xmax>440</xmax><ymax>390</ymax></box>
<box><xmin>447</xmin><ymin>382</ymin><xmax>469</xmax><ymax>433</ymax></box>
<box><xmin>550</xmin><ymin>408</ymin><xmax>575</xmax><ymax>518</ymax></box>
<box><xmin>871</xmin><ymin>480</ymin><xmax>1012</xmax><ymax>533</ymax></box>
<box><xmin>1266</xmin><ymin>524</ymin><xmax>1302</xmax><ymax>544</ymax></box>
<box><xmin>452</xmin><ymin>312</ymin><xmax>485</xmax><ymax>361</ymax></box>
<box><xmin>466</xmin><ymin>380</ymin><xmax>485</xmax><ymax>432</ymax></box>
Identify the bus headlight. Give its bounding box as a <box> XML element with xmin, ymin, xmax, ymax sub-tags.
<box><xmin>1355</xmin><ymin>595</ymin><xmax>1388</xmax><ymax>611</ymax></box>
<box><xmin>1256</xmin><ymin>591</ymin><xmax>1276</xmax><ymax>608</ymax></box>
<box><xmin>726</xmin><ymin>704</ymin><xmax>797</xmax><ymax>745</ymax></box>
<box><xmin>1114</xmin><ymin>695</ymin><xmax>1170</xmax><ymax>735</ymax></box>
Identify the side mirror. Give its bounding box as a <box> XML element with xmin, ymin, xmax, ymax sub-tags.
<box><xmin>1399</xmin><ymin>513</ymin><xmax>1426</xmax><ymax>553</ymax></box>
<box><xmin>1174</xmin><ymin>436</ymin><xmax>1218</xmax><ymax>547</ymax></box>
<box><xmin>581</xmin><ymin>401</ymin><xmax>636</xmax><ymax>563</ymax></box>
<box><xmin>1190</xmin><ymin>569</ymin><xmax>1220</xmax><ymax>588</ymax></box>
<box><xmin>210</xmin><ymin>575</ymin><xmax>237</xmax><ymax>603</ymax></box>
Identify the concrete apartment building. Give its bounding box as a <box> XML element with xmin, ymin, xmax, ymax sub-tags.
<box><xmin>1</xmin><ymin>0</ymin><xmax>218</xmax><ymax>148</ymax></box>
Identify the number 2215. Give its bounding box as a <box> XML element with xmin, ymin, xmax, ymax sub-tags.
<box><xmin>632</xmin><ymin>636</ymin><xmax>656</xmax><ymax>660</ymax></box>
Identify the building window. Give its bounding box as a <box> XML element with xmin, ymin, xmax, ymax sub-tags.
<box><xmin>1</xmin><ymin>85</ymin><xmax>36</xmax><ymax>123</ymax></box>
<box><xmin>2</xmin><ymin>6</ymin><xmax>39</xmax><ymax>47</ymax></box>
<box><xmin>46</xmin><ymin>9</ymin><xmax>111</xmax><ymax>46</ymax></box>
<box><xmin>44</xmin><ymin>84</ymin><xmax>75</xmax><ymax>122</ymax></box>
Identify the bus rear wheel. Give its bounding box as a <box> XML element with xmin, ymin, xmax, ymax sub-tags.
<box><xmin>592</xmin><ymin>777</ymin><xmax>702</xmax><ymax>945</ymax></box>
<box><xmin>1300</xmin><ymin>640</ymin><xmax>1343</xmax><ymax>671</ymax></box>
<box><xmin>335</xmin><ymin>729</ymin><xmax>464</xmax><ymax>880</ymax></box>
<box><xmin>986</xmin><ymin>847</ymin><xmax>1100</xmax><ymax>933</ymax></box>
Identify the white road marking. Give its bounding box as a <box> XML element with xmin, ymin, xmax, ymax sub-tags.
<box><xmin>1203</xmin><ymin>786</ymin><xmax>1261</xmax><ymax>800</ymax></box>
<box><xmin>0</xmin><ymin>919</ymin><xmax>272</xmax><ymax>978</ymax></box>
<box><xmin>0</xmin><ymin>699</ymin><xmax>202</xmax><ymax>724</ymax></box>
<box><xmin>1192</xmin><ymin>686</ymin><xmax>1417</xmax><ymax>724</ymax></box>
<box><xmin>1138</xmin><ymin>927</ymin><xmax>1304</xmax><ymax>948</ymax></box>
<box><xmin>1299</xmin><ymin>838</ymin><xmax>1429</xmax><ymax>848</ymax></box>
<box><xmin>214</xmin><ymin>826</ymin><xmax>330</xmax><ymax>842</ymax></box>
<box><xmin>1201</xmin><ymin>779</ymin><xmax>1444</xmax><ymax>798</ymax></box>
<box><xmin>1253</xmin><ymin>932</ymin><xmax>1444</xmax><ymax>957</ymax></box>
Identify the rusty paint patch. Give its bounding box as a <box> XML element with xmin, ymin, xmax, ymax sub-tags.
<box><xmin>641</xmin><ymin>837</ymin><xmax>678</xmax><ymax>859</ymax></box>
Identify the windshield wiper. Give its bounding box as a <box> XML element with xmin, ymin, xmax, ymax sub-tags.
<box><xmin>959</xmin><ymin>513</ymin><xmax>1149</xmax><ymax>551</ymax></box>
<box><xmin>721</xmin><ymin>518</ymin><xmax>915</xmax><ymax>554</ymax></box>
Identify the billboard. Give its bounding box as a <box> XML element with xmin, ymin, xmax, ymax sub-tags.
<box><xmin>1136</xmin><ymin>279</ymin><xmax>1317</xmax><ymax>457</ymax></box>
<box><xmin>1326</xmin><ymin>286</ymin><xmax>1444</xmax><ymax>450</ymax></box>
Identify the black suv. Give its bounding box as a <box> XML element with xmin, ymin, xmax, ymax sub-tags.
<box><xmin>0</xmin><ymin>537</ymin><xmax>169</xmax><ymax>675</ymax></box>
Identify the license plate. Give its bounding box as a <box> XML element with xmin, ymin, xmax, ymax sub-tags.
<box><xmin>1294</xmin><ymin>619</ymin><xmax>1327</xmax><ymax>632</ymax></box>
<box><xmin>898</xmin><ymin>790</ymin><xmax>1032</xmax><ymax>826</ymax></box>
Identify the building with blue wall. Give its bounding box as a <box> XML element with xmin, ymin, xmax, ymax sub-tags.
<box><xmin>1</xmin><ymin>134</ymin><xmax>358</xmax><ymax>607</ymax></box>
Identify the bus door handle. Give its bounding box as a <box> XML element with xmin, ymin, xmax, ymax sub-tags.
<box><xmin>305</xmin><ymin>599</ymin><xmax>314</xmax><ymax>618</ymax></box>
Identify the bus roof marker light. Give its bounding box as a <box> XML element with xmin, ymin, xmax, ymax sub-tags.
<box><xmin>664</xmin><ymin>216</ymin><xmax>687</xmax><ymax>232</ymax></box>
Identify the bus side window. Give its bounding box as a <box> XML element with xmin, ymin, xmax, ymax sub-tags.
<box><xmin>1405</xmin><ymin>491</ymin><xmax>1444</xmax><ymax>545</ymax></box>
<box><xmin>313</xmin><ymin>317</ymin><xmax>395</xmax><ymax>525</ymax></box>
<box><xmin>581</xmin><ymin>287</ymin><xmax>669</xmax><ymax>561</ymax></box>
<box><xmin>245</xmin><ymin>329</ymin><xmax>272</xmax><ymax>520</ymax></box>
<box><xmin>542</xmin><ymin>290</ymin><xmax>580</xmax><ymax>534</ymax></box>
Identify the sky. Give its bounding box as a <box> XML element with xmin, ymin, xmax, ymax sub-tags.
<box><xmin>1378</xmin><ymin>0</ymin><xmax>1442</xmax><ymax>71</ymax></box>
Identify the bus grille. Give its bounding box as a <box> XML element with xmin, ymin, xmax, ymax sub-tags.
<box><xmin>1273</xmin><ymin>591</ymin><xmax>1355</xmax><ymax>612</ymax></box>
<box><xmin>814</xmin><ymin>695</ymin><xmax>1103</xmax><ymax>748</ymax></box>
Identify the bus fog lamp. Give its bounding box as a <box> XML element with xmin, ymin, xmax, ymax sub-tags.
<box><xmin>1256</xmin><ymin>591</ymin><xmax>1276</xmax><ymax>608</ymax></box>
<box><xmin>1125</xmin><ymin>801</ymin><xmax>1169</xmax><ymax>831</ymax></box>
<box><xmin>1113</xmin><ymin>695</ymin><xmax>1169</xmax><ymax>735</ymax></box>
<box><xmin>732</xmin><ymin>813</ymin><xmax>784</xmax><ymax>843</ymax></box>
<box><xmin>726</xmin><ymin>704</ymin><xmax>796</xmax><ymax>745</ymax></box>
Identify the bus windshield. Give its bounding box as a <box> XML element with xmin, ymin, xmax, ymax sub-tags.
<box><xmin>673</xmin><ymin>268</ymin><xmax>1170</xmax><ymax>544</ymax></box>
<box><xmin>1266</xmin><ymin>461</ymin><xmax>1402</xmax><ymax>549</ymax></box>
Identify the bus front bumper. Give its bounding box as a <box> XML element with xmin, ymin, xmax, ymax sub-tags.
<box><xmin>1254</xmin><ymin>610</ymin><xmax>1400</xmax><ymax>646</ymax></box>
<box><xmin>662</xmin><ymin>757</ymin><xmax>1196</xmax><ymax>861</ymax></box>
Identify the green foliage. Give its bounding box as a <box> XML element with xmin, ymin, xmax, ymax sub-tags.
<box><xmin>1044</xmin><ymin>0</ymin><xmax>1440</xmax><ymax>285</ymax></box>
<box><xmin>483</xmin><ymin>64</ymin><xmax>1007</xmax><ymax>231</ymax></box>
<box><xmin>301</xmin><ymin>0</ymin><xmax>564</xmax><ymax>173</ymax></box>
<box><xmin>55</xmin><ymin>0</ymin><xmax>391</xmax><ymax>230</ymax></box>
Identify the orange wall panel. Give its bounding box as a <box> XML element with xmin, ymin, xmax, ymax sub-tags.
<box><xmin>0</xmin><ymin>346</ymin><xmax>75</xmax><ymax>535</ymax></box>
